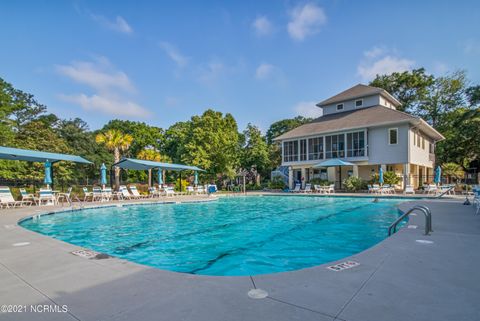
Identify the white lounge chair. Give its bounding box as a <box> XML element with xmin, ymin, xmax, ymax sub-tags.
<box><xmin>19</xmin><ymin>188</ymin><xmax>35</xmax><ymax>205</ymax></box>
<box><xmin>186</xmin><ymin>186</ymin><xmax>195</xmax><ymax>194</ymax></box>
<box><xmin>404</xmin><ymin>185</ymin><xmax>415</xmax><ymax>195</ymax></box>
<box><xmin>313</xmin><ymin>185</ymin><xmax>322</xmax><ymax>193</ymax></box>
<box><xmin>92</xmin><ymin>187</ymin><xmax>103</xmax><ymax>201</ymax></box>
<box><xmin>129</xmin><ymin>185</ymin><xmax>146</xmax><ymax>199</ymax></box>
<box><xmin>164</xmin><ymin>186</ymin><xmax>176</xmax><ymax>197</ymax></box>
<box><xmin>148</xmin><ymin>186</ymin><xmax>160</xmax><ymax>198</ymax></box>
<box><xmin>302</xmin><ymin>183</ymin><xmax>312</xmax><ymax>193</ymax></box>
<box><xmin>0</xmin><ymin>186</ymin><xmax>30</xmax><ymax>208</ymax></box>
<box><xmin>291</xmin><ymin>183</ymin><xmax>301</xmax><ymax>193</ymax></box>
<box><xmin>425</xmin><ymin>184</ymin><xmax>438</xmax><ymax>195</ymax></box>
<box><xmin>101</xmin><ymin>187</ymin><xmax>113</xmax><ymax>201</ymax></box>
<box><xmin>119</xmin><ymin>185</ymin><xmax>132</xmax><ymax>200</ymax></box>
<box><xmin>37</xmin><ymin>189</ymin><xmax>55</xmax><ymax>206</ymax></box>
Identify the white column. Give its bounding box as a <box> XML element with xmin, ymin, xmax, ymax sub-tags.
<box><xmin>301</xmin><ymin>168</ymin><xmax>306</xmax><ymax>188</ymax></box>
<box><xmin>327</xmin><ymin>167</ymin><xmax>336</xmax><ymax>187</ymax></box>
<box><xmin>403</xmin><ymin>163</ymin><xmax>410</xmax><ymax>190</ymax></box>
<box><xmin>352</xmin><ymin>165</ymin><xmax>359</xmax><ymax>178</ymax></box>
<box><xmin>288</xmin><ymin>167</ymin><xmax>294</xmax><ymax>189</ymax></box>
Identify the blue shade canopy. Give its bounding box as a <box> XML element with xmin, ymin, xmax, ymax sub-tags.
<box><xmin>379</xmin><ymin>167</ymin><xmax>384</xmax><ymax>184</ymax></box>
<box><xmin>313</xmin><ymin>159</ymin><xmax>356</xmax><ymax>168</ymax></box>
<box><xmin>0</xmin><ymin>146</ymin><xmax>92</xmax><ymax>164</ymax></box>
<box><xmin>194</xmin><ymin>171</ymin><xmax>198</xmax><ymax>185</ymax></box>
<box><xmin>113</xmin><ymin>158</ymin><xmax>204</xmax><ymax>172</ymax></box>
<box><xmin>100</xmin><ymin>163</ymin><xmax>107</xmax><ymax>185</ymax></box>
<box><xmin>157</xmin><ymin>169</ymin><xmax>163</xmax><ymax>185</ymax></box>
<box><xmin>434</xmin><ymin>166</ymin><xmax>442</xmax><ymax>184</ymax></box>
<box><xmin>44</xmin><ymin>161</ymin><xmax>52</xmax><ymax>185</ymax></box>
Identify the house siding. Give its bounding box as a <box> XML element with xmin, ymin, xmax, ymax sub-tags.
<box><xmin>409</xmin><ymin>128</ymin><xmax>434</xmax><ymax>167</ymax></box>
<box><xmin>367</xmin><ymin>124</ymin><xmax>409</xmax><ymax>165</ymax></box>
<box><xmin>322</xmin><ymin>95</ymin><xmax>380</xmax><ymax>115</ymax></box>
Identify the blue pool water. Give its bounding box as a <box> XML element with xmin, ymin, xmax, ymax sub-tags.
<box><xmin>20</xmin><ymin>196</ymin><xmax>409</xmax><ymax>276</ymax></box>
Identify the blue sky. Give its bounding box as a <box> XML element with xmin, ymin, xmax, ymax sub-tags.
<box><xmin>1</xmin><ymin>1</ymin><xmax>479</xmax><ymax>131</ymax></box>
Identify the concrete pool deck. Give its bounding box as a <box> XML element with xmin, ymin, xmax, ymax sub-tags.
<box><xmin>0</xmin><ymin>195</ymin><xmax>479</xmax><ymax>321</ymax></box>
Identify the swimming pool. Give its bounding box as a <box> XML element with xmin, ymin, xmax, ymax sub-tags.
<box><xmin>20</xmin><ymin>195</ymin><xmax>409</xmax><ymax>276</ymax></box>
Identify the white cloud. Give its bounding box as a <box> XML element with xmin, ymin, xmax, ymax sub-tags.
<box><xmin>255</xmin><ymin>63</ymin><xmax>275</xmax><ymax>80</ymax></box>
<box><xmin>58</xmin><ymin>93</ymin><xmax>149</xmax><ymax>117</ymax></box>
<box><xmin>56</xmin><ymin>57</ymin><xmax>148</xmax><ymax>117</ymax></box>
<box><xmin>197</xmin><ymin>61</ymin><xmax>226</xmax><ymax>85</ymax></box>
<box><xmin>91</xmin><ymin>14</ymin><xmax>133</xmax><ymax>34</ymax></box>
<box><xmin>55</xmin><ymin>57</ymin><xmax>135</xmax><ymax>93</ymax></box>
<box><xmin>294</xmin><ymin>101</ymin><xmax>323</xmax><ymax>118</ymax></box>
<box><xmin>357</xmin><ymin>47</ymin><xmax>415</xmax><ymax>81</ymax></box>
<box><xmin>159</xmin><ymin>42</ymin><xmax>189</xmax><ymax>67</ymax></box>
<box><xmin>287</xmin><ymin>3</ymin><xmax>327</xmax><ymax>41</ymax></box>
<box><xmin>252</xmin><ymin>16</ymin><xmax>273</xmax><ymax>36</ymax></box>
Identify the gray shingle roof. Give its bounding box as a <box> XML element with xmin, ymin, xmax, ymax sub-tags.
<box><xmin>274</xmin><ymin>105</ymin><xmax>424</xmax><ymax>141</ymax></box>
<box><xmin>316</xmin><ymin>84</ymin><xmax>400</xmax><ymax>107</ymax></box>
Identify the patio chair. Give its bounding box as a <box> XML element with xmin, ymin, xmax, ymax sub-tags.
<box><xmin>129</xmin><ymin>185</ymin><xmax>146</xmax><ymax>199</ymax></box>
<box><xmin>195</xmin><ymin>186</ymin><xmax>205</xmax><ymax>195</ymax></box>
<box><xmin>404</xmin><ymin>185</ymin><xmax>415</xmax><ymax>195</ymax></box>
<box><xmin>321</xmin><ymin>184</ymin><xmax>335</xmax><ymax>194</ymax></box>
<box><xmin>186</xmin><ymin>186</ymin><xmax>195</xmax><ymax>194</ymax></box>
<box><xmin>82</xmin><ymin>187</ymin><xmax>93</xmax><ymax>202</ymax></box>
<box><xmin>164</xmin><ymin>186</ymin><xmax>176</xmax><ymax>197</ymax></box>
<box><xmin>148</xmin><ymin>186</ymin><xmax>159</xmax><ymax>198</ymax></box>
<box><xmin>0</xmin><ymin>186</ymin><xmax>30</xmax><ymax>208</ymax></box>
<box><xmin>57</xmin><ymin>187</ymin><xmax>72</xmax><ymax>205</ymax></box>
<box><xmin>313</xmin><ymin>185</ymin><xmax>322</xmax><ymax>193</ymax></box>
<box><xmin>291</xmin><ymin>183</ymin><xmax>301</xmax><ymax>193</ymax></box>
<box><xmin>372</xmin><ymin>184</ymin><xmax>381</xmax><ymax>194</ymax></box>
<box><xmin>20</xmin><ymin>188</ymin><xmax>35</xmax><ymax>205</ymax></box>
<box><xmin>426</xmin><ymin>184</ymin><xmax>438</xmax><ymax>195</ymax></box>
<box><xmin>37</xmin><ymin>189</ymin><xmax>55</xmax><ymax>206</ymax></box>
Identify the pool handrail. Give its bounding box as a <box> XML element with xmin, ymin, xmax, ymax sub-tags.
<box><xmin>388</xmin><ymin>205</ymin><xmax>432</xmax><ymax>236</ymax></box>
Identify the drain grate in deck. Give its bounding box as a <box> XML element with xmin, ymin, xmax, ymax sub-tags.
<box><xmin>327</xmin><ymin>260</ymin><xmax>360</xmax><ymax>272</ymax></box>
<box><xmin>71</xmin><ymin>249</ymin><xmax>111</xmax><ymax>260</ymax></box>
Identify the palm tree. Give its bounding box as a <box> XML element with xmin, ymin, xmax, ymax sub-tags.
<box><xmin>96</xmin><ymin>129</ymin><xmax>133</xmax><ymax>189</ymax></box>
<box><xmin>137</xmin><ymin>148</ymin><xmax>162</xmax><ymax>186</ymax></box>
<box><xmin>441</xmin><ymin>162</ymin><xmax>464</xmax><ymax>184</ymax></box>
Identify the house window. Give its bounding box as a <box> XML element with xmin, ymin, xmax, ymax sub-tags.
<box><xmin>325</xmin><ymin>134</ymin><xmax>345</xmax><ymax>159</ymax></box>
<box><xmin>283</xmin><ymin>141</ymin><xmax>299</xmax><ymax>162</ymax></box>
<box><xmin>417</xmin><ymin>132</ymin><xmax>421</xmax><ymax>147</ymax></box>
<box><xmin>347</xmin><ymin>131</ymin><xmax>365</xmax><ymax>157</ymax></box>
<box><xmin>421</xmin><ymin>137</ymin><xmax>425</xmax><ymax>150</ymax></box>
<box><xmin>389</xmin><ymin>128</ymin><xmax>398</xmax><ymax>145</ymax></box>
<box><xmin>308</xmin><ymin>137</ymin><xmax>324</xmax><ymax>160</ymax></box>
<box><xmin>300</xmin><ymin>139</ymin><xmax>307</xmax><ymax>161</ymax></box>
<box><xmin>336</xmin><ymin>103</ymin><xmax>344</xmax><ymax>111</ymax></box>
<box><xmin>355</xmin><ymin>99</ymin><xmax>363</xmax><ymax>107</ymax></box>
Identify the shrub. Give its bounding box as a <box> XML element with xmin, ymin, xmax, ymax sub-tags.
<box><xmin>268</xmin><ymin>176</ymin><xmax>286</xmax><ymax>189</ymax></box>
<box><xmin>174</xmin><ymin>179</ymin><xmax>189</xmax><ymax>192</ymax></box>
<box><xmin>370</xmin><ymin>171</ymin><xmax>401</xmax><ymax>185</ymax></box>
<box><xmin>343</xmin><ymin>176</ymin><xmax>367</xmax><ymax>192</ymax></box>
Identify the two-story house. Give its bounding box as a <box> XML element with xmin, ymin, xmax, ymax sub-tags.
<box><xmin>274</xmin><ymin>84</ymin><xmax>444</xmax><ymax>190</ymax></box>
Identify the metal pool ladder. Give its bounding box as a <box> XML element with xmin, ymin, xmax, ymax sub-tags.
<box><xmin>388</xmin><ymin>205</ymin><xmax>432</xmax><ymax>236</ymax></box>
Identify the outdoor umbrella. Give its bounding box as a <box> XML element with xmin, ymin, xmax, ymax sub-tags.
<box><xmin>313</xmin><ymin>159</ymin><xmax>355</xmax><ymax>189</ymax></box>
<box><xmin>434</xmin><ymin>166</ymin><xmax>442</xmax><ymax>185</ymax></box>
<box><xmin>194</xmin><ymin>171</ymin><xmax>198</xmax><ymax>186</ymax></box>
<box><xmin>44</xmin><ymin>160</ymin><xmax>52</xmax><ymax>188</ymax></box>
<box><xmin>158</xmin><ymin>169</ymin><xmax>163</xmax><ymax>186</ymax></box>
<box><xmin>100</xmin><ymin>163</ymin><xmax>107</xmax><ymax>189</ymax></box>
<box><xmin>379</xmin><ymin>167</ymin><xmax>384</xmax><ymax>185</ymax></box>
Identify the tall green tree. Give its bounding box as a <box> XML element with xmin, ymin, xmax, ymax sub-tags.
<box><xmin>95</xmin><ymin>129</ymin><xmax>133</xmax><ymax>189</ymax></box>
<box><xmin>240</xmin><ymin>124</ymin><xmax>270</xmax><ymax>178</ymax></box>
<box><xmin>265</xmin><ymin>116</ymin><xmax>312</xmax><ymax>144</ymax></box>
<box><xmin>182</xmin><ymin>109</ymin><xmax>240</xmax><ymax>180</ymax></box>
<box><xmin>369</xmin><ymin>68</ymin><xmax>434</xmax><ymax>113</ymax></box>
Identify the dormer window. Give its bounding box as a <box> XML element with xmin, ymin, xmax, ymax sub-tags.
<box><xmin>336</xmin><ymin>103</ymin><xmax>344</xmax><ymax>111</ymax></box>
<box><xmin>355</xmin><ymin>99</ymin><xmax>363</xmax><ymax>107</ymax></box>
